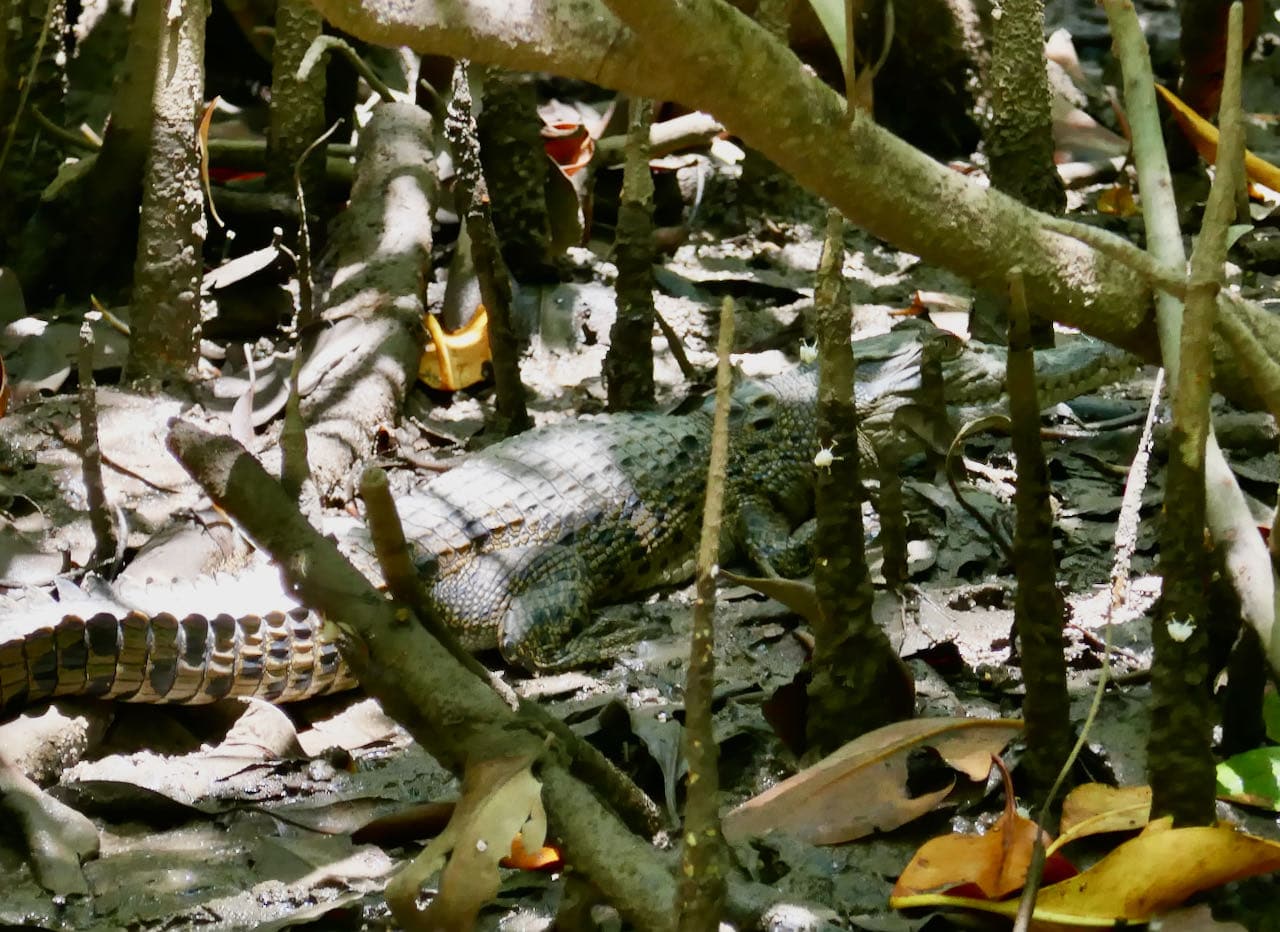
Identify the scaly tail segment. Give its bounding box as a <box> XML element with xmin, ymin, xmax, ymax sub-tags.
<box><xmin>0</xmin><ymin>610</ymin><xmax>357</xmax><ymax>713</ymax></box>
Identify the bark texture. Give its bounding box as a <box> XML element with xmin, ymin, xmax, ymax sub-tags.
<box><xmin>299</xmin><ymin>102</ymin><xmax>434</xmax><ymax>497</ymax></box>
<box><xmin>1006</xmin><ymin>275</ymin><xmax>1071</xmax><ymax>799</ymax></box>
<box><xmin>125</xmin><ymin>0</ymin><xmax>209</xmax><ymax>383</ymax></box>
<box><xmin>267</xmin><ymin>0</ymin><xmax>327</xmax><ymax>201</ymax></box>
<box><xmin>807</xmin><ymin>210</ymin><xmax>914</xmax><ymax>753</ymax></box>
<box><xmin>476</xmin><ymin>69</ymin><xmax>555</xmax><ymax>283</ymax></box>
<box><xmin>605</xmin><ymin>98</ymin><xmax>657</xmax><ymax>412</ymax></box>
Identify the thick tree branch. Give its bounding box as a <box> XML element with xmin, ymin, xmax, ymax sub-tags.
<box><xmin>305</xmin><ymin>0</ymin><xmax>1279</xmax><ymax>409</ymax></box>
<box><xmin>165</xmin><ymin>421</ymin><xmax>680</xmax><ymax>930</ymax></box>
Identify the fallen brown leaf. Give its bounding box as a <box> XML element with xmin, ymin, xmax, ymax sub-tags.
<box><xmin>722</xmin><ymin>717</ymin><xmax>1022</xmax><ymax>845</ymax></box>
<box><xmin>891</xmin><ymin>757</ymin><xmax>1069</xmax><ymax>901</ymax></box>
<box><xmin>1054</xmin><ymin>783</ymin><xmax>1151</xmax><ymax>853</ymax></box>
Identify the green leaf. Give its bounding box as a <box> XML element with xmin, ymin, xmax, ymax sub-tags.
<box><xmin>803</xmin><ymin>0</ymin><xmax>848</xmax><ymax>69</ymax></box>
<box><xmin>1263</xmin><ymin>691</ymin><xmax>1280</xmax><ymax>744</ymax></box>
<box><xmin>1216</xmin><ymin>747</ymin><xmax>1280</xmax><ymax>809</ymax></box>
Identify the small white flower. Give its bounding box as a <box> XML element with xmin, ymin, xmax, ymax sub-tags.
<box><xmin>1166</xmin><ymin>618</ymin><xmax>1195</xmax><ymax>643</ymax></box>
<box><xmin>799</xmin><ymin>340</ymin><xmax>818</xmax><ymax>364</ymax></box>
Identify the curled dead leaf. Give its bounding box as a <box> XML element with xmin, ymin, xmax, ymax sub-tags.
<box><xmin>892</xmin><ymin>756</ymin><xmax>1075</xmax><ymax>902</ymax></box>
<box><xmin>419</xmin><ymin>306</ymin><xmax>492</xmax><ymax>392</ymax></box>
<box><xmin>385</xmin><ymin>752</ymin><xmax>545</xmax><ymax>931</ymax></box>
<box><xmin>722</xmin><ymin>717</ymin><xmax>1022</xmax><ymax>845</ymax></box>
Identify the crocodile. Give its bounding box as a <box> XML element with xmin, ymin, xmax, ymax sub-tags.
<box><xmin>0</xmin><ymin>327</ymin><xmax>1136</xmax><ymax>709</ymax></box>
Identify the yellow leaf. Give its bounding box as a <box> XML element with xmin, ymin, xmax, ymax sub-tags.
<box><xmin>419</xmin><ymin>305</ymin><xmax>492</xmax><ymax>392</ymax></box>
<box><xmin>1096</xmin><ymin>182</ymin><xmax>1138</xmax><ymax>217</ymax></box>
<box><xmin>1155</xmin><ymin>83</ymin><xmax>1280</xmax><ymax>191</ymax></box>
<box><xmin>892</xmin><ymin>820</ymin><xmax>1280</xmax><ymax>927</ymax></box>
<box><xmin>1032</xmin><ymin>820</ymin><xmax>1280</xmax><ymax>922</ymax></box>
<box><xmin>1052</xmin><ymin>783</ymin><xmax>1151</xmax><ymax>854</ymax></box>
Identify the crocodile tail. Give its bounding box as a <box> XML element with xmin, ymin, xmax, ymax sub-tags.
<box><xmin>0</xmin><ymin>610</ymin><xmax>357</xmax><ymax>713</ymax></box>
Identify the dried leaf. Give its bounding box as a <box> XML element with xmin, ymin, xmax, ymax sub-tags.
<box><xmin>718</xmin><ymin>568</ymin><xmax>821</xmax><ymax>624</ymax></box>
<box><xmin>229</xmin><ymin>345</ymin><xmax>257</xmax><ymax>448</ymax></box>
<box><xmin>501</xmin><ymin>831</ymin><xmax>562</xmax><ymax>871</ymax></box>
<box><xmin>1032</xmin><ymin>819</ymin><xmax>1280</xmax><ymax>922</ymax></box>
<box><xmin>542</xmin><ymin>122</ymin><xmax>595</xmax><ymax>176</ymax></box>
<box><xmin>386</xmin><ymin>751</ymin><xmax>544</xmax><ymax>932</ymax></box>
<box><xmin>892</xmin><ymin>818</ymin><xmax>1280</xmax><ymax>926</ymax></box>
<box><xmin>891</xmin><ymin>757</ymin><xmax>1066</xmax><ymax>901</ymax></box>
<box><xmin>203</xmin><ymin>244</ymin><xmax>282</xmax><ymax>292</ymax></box>
<box><xmin>721</xmin><ymin>717</ymin><xmax>1022</xmax><ymax>845</ymax></box>
<box><xmin>198</xmin><ymin>96</ymin><xmax>225</xmax><ymax>229</ymax></box>
<box><xmin>1097</xmin><ymin>181</ymin><xmax>1138</xmax><ymax>217</ymax></box>
<box><xmin>1056</xmin><ymin>783</ymin><xmax>1151</xmax><ymax>850</ymax></box>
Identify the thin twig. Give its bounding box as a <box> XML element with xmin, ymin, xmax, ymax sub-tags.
<box><xmin>30</xmin><ymin>105</ymin><xmax>100</xmax><ymax>150</ymax></box>
<box><xmin>677</xmin><ymin>295</ymin><xmax>733</xmax><ymax>928</ymax></box>
<box><xmin>297</xmin><ymin>35</ymin><xmax>396</xmax><ymax>103</ymax></box>
<box><xmin>0</xmin><ymin>0</ymin><xmax>56</xmax><ymax>176</ymax></box>
<box><xmin>77</xmin><ymin>315</ymin><xmax>118</xmax><ymax>569</ymax></box>
<box><xmin>653</xmin><ymin>308</ymin><xmax>700</xmax><ymax>383</ymax></box>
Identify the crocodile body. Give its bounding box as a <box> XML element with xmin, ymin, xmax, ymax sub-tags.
<box><xmin>0</xmin><ymin>329</ymin><xmax>1136</xmax><ymax>705</ymax></box>
<box><xmin>395</xmin><ymin>368</ymin><xmax>819</xmax><ymax>668</ymax></box>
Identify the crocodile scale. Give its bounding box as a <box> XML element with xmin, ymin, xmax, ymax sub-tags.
<box><xmin>0</xmin><ymin>331</ymin><xmax>1137</xmax><ymax>704</ymax></box>
<box><xmin>396</xmin><ymin>368</ymin><xmax>820</xmax><ymax>668</ymax></box>
<box><xmin>0</xmin><ymin>610</ymin><xmax>356</xmax><ymax>713</ymax></box>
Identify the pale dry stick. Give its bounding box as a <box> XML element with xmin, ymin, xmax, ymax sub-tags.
<box><xmin>297</xmin><ymin>35</ymin><xmax>396</xmax><ymax>102</ymax></box>
<box><xmin>292</xmin><ymin>122</ymin><xmax>343</xmax><ymax>331</ymax></box>
<box><xmin>279</xmin><ymin>126</ymin><xmax>340</xmax><ymax>501</ymax></box>
<box><xmin>1110</xmin><ymin>369</ymin><xmax>1167</xmax><ymax>606</ymax></box>
<box><xmin>1102</xmin><ymin>0</ymin><xmax>1276</xmax><ymax>669</ymax></box>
